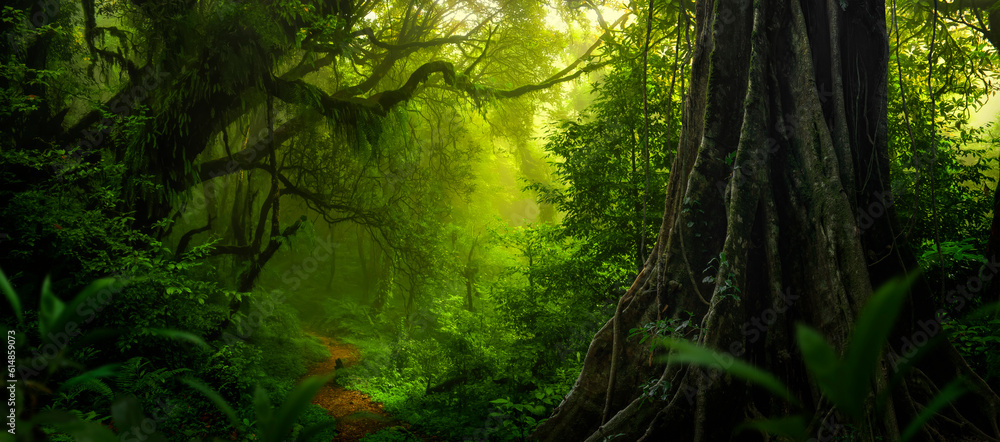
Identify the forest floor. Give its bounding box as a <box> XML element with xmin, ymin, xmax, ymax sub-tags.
<box><xmin>304</xmin><ymin>333</ymin><xmax>423</xmax><ymax>441</ymax></box>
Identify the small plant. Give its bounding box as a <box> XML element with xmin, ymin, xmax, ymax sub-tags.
<box><xmin>724</xmin><ymin>151</ymin><xmax>739</xmax><ymax>166</ymax></box>
<box><xmin>637</xmin><ymin>378</ymin><xmax>672</xmax><ymax>408</ymax></box>
<box><xmin>702</xmin><ymin>252</ymin><xmax>741</xmax><ymax>301</ymax></box>
<box><xmin>0</xmin><ymin>267</ymin><xmax>209</xmax><ymax>441</ymax></box>
<box><xmin>0</xmin><ymin>269</ymin><xmax>338</xmax><ymax>441</ymax></box>
<box><xmin>182</xmin><ymin>374</ymin><xmax>335</xmax><ymax>442</ymax></box>
<box><xmin>628</xmin><ymin>311</ymin><xmax>699</xmax><ymax>352</ymax></box>
<box><xmin>487</xmin><ymin>396</ymin><xmax>550</xmax><ymax>440</ymax></box>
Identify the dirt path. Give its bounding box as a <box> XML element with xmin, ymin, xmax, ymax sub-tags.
<box><xmin>303</xmin><ymin>333</ymin><xmax>412</xmax><ymax>441</ymax></box>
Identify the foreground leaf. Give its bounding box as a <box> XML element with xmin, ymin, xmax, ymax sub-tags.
<box><xmin>264</xmin><ymin>374</ymin><xmax>334</xmax><ymax>442</ymax></box>
<box><xmin>0</xmin><ymin>267</ymin><xmax>22</xmax><ymax>323</ymax></box>
<box><xmin>659</xmin><ymin>337</ymin><xmax>798</xmax><ymax>406</ymax></box>
<box><xmin>842</xmin><ymin>273</ymin><xmax>918</xmax><ymax>418</ymax></box>
<box><xmin>182</xmin><ymin>377</ymin><xmax>240</xmax><ymax>427</ymax></box>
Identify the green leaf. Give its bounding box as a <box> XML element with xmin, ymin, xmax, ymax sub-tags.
<box><xmin>59</xmin><ymin>363</ymin><xmax>120</xmax><ymax>392</ymax></box>
<box><xmin>148</xmin><ymin>328</ymin><xmax>210</xmax><ymax>350</ymax></box>
<box><xmin>254</xmin><ymin>385</ymin><xmax>274</xmax><ymax>436</ymax></box>
<box><xmin>182</xmin><ymin>377</ymin><xmax>240</xmax><ymax>427</ymax></box>
<box><xmin>264</xmin><ymin>374</ymin><xmax>333</xmax><ymax>442</ymax></box>
<box><xmin>735</xmin><ymin>415</ymin><xmax>808</xmax><ymax>440</ymax></box>
<box><xmin>44</xmin><ymin>277</ymin><xmax>120</xmax><ymax>345</ymax></box>
<box><xmin>39</xmin><ymin>276</ymin><xmax>65</xmax><ymax>337</ymax></box>
<box><xmin>659</xmin><ymin>337</ymin><xmax>798</xmax><ymax>406</ymax></box>
<box><xmin>900</xmin><ymin>378</ymin><xmax>968</xmax><ymax>442</ymax></box>
<box><xmin>0</xmin><ymin>267</ymin><xmax>22</xmax><ymax>323</ymax></box>
<box><xmin>796</xmin><ymin>325</ymin><xmax>855</xmax><ymax>416</ymax></box>
<box><xmin>841</xmin><ymin>272</ymin><xmax>919</xmax><ymax>418</ymax></box>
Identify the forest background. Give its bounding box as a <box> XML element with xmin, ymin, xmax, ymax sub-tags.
<box><xmin>2</xmin><ymin>0</ymin><xmax>1000</xmax><ymax>440</ymax></box>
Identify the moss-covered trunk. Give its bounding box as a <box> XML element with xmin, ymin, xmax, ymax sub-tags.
<box><xmin>531</xmin><ymin>0</ymin><xmax>1000</xmax><ymax>440</ymax></box>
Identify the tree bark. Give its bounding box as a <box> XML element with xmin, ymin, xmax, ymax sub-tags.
<box><xmin>531</xmin><ymin>0</ymin><xmax>1000</xmax><ymax>440</ymax></box>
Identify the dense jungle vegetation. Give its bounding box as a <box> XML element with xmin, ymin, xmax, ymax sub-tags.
<box><xmin>3</xmin><ymin>0</ymin><xmax>1000</xmax><ymax>440</ymax></box>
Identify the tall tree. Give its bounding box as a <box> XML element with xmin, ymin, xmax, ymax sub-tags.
<box><xmin>533</xmin><ymin>0</ymin><xmax>1000</xmax><ymax>440</ymax></box>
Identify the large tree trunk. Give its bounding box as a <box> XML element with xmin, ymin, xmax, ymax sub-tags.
<box><xmin>531</xmin><ymin>0</ymin><xmax>1000</xmax><ymax>440</ymax></box>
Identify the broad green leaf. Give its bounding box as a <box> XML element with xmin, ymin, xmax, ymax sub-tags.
<box><xmin>842</xmin><ymin>273</ymin><xmax>919</xmax><ymax>418</ymax></box>
<box><xmin>39</xmin><ymin>276</ymin><xmax>65</xmax><ymax>337</ymax></box>
<box><xmin>900</xmin><ymin>378</ymin><xmax>968</xmax><ymax>442</ymax></box>
<box><xmin>59</xmin><ymin>363</ymin><xmax>120</xmax><ymax>391</ymax></box>
<box><xmin>265</xmin><ymin>374</ymin><xmax>333</xmax><ymax>442</ymax></box>
<box><xmin>182</xmin><ymin>377</ymin><xmax>240</xmax><ymax>427</ymax></box>
<box><xmin>0</xmin><ymin>267</ymin><xmax>22</xmax><ymax>323</ymax></box>
<box><xmin>796</xmin><ymin>325</ymin><xmax>855</xmax><ymax>416</ymax></box>
<box><xmin>735</xmin><ymin>415</ymin><xmax>808</xmax><ymax>440</ymax></box>
<box><xmin>43</xmin><ymin>277</ymin><xmax>120</xmax><ymax>346</ymax></box>
<box><xmin>254</xmin><ymin>385</ymin><xmax>274</xmax><ymax>435</ymax></box>
<box><xmin>659</xmin><ymin>337</ymin><xmax>798</xmax><ymax>406</ymax></box>
<box><xmin>148</xmin><ymin>328</ymin><xmax>210</xmax><ymax>350</ymax></box>
<box><xmin>796</xmin><ymin>325</ymin><xmax>839</xmax><ymax>377</ymax></box>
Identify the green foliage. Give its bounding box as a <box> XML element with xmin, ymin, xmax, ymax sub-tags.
<box><xmin>491</xmin><ymin>223</ymin><xmax>613</xmax><ymax>376</ymax></box>
<box><xmin>487</xmin><ymin>396</ymin><xmax>549</xmax><ymax>439</ymax></box>
<box><xmin>659</xmin><ymin>274</ymin><xmax>970</xmax><ymax>441</ymax></box>
<box><xmin>886</xmin><ymin>3</ymin><xmax>996</xmax><ymax>293</ymax></box>
<box><xmin>0</xmin><ymin>271</ymin><xmax>211</xmax><ymax>442</ymax></box>
<box><xmin>629</xmin><ymin>311</ymin><xmax>700</xmax><ymax>356</ymax></box>
<box><xmin>5</xmin><ymin>0</ymin><xmax>999</xmax><ymax>439</ymax></box>
<box><xmin>295</xmin><ymin>404</ymin><xmax>339</xmax><ymax>442</ymax></box>
<box><xmin>180</xmin><ymin>373</ymin><xmax>337</xmax><ymax>441</ymax></box>
<box><xmin>944</xmin><ymin>312</ymin><xmax>1000</xmax><ymax>390</ymax></box>
<box><xmin>662</xmin><ymin>336</ymin><xmax>799</xmax><ymax>406</ymax></box>
<box><xmin>318</xmin><ymin>298</ymin><xmax>378</xmax><ymax>337</ymax></box>
<box><xmin>702</xmin><ymin>252</ymin><xmax>741</xmax><ymax>301</ymax></box>
<box><xmin>360</xmin><ymin>427</ymin><xmax>420</xmax><ymax>441</ymax></box>
<box><xmin>0</xmin><ymin>0</ymin><xmax>684</xmax><ymax>440</ymax></box>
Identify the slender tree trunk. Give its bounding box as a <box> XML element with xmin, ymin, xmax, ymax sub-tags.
<box><xmin>464</xmin><ymin>236</ymin><xmax>479</xmax><ymax>311</ymax></box>
<box><xmin>372</xmin><ymin>251</ymin><xmax>394</xmax><ymax>314</ymax></box>
<box><xmin>983</xmin><ymin>169</ymin><xmax>1000</xmax><ymax>305</ymax></box>
<box><xmin>532</xmin><ymin>0</ymin><xmax>1000</xmax><ymax>440</ymax></box>
<box><xmin>633</xmin><ymin>128</ymin><xmax>644</xmax><ymax>272</ymax></box>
